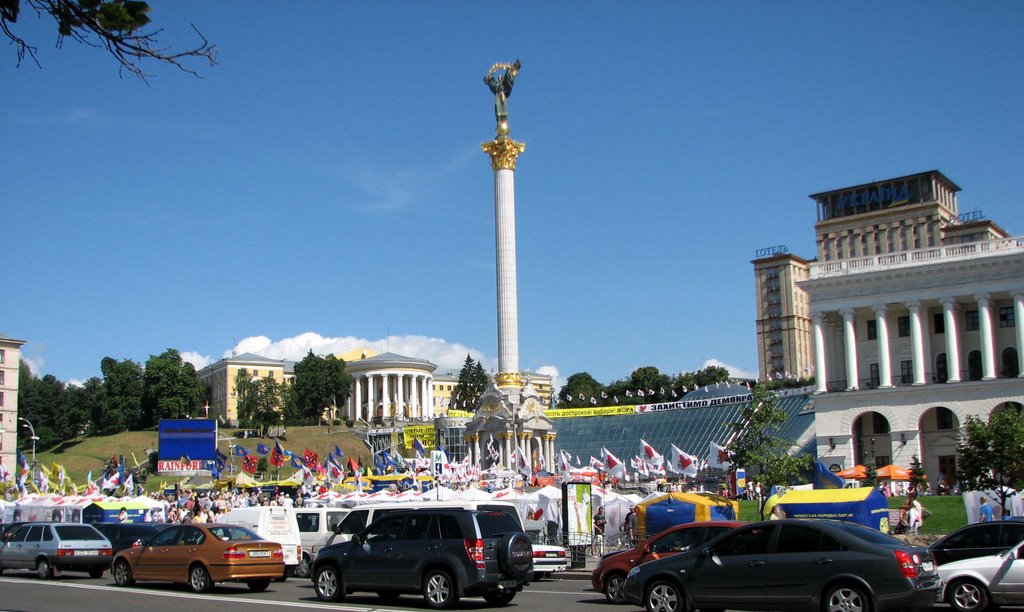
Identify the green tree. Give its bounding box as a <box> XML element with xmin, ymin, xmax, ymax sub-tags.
<box><xmin>451</xmin><ymin>355</ymin><xmax>488</xmax><ymax>412</ymax></box>
<box><xmin>958</xmin><ymin>406</ymin><xmax>1024</xmax><ymax>514</ymax></box>
<box><xmin>726</xmin><ymin>384</ymin><xmax>813</xmax><ymax>519</ymax></box>
<box><xmin>291</xmin><ymin>351</ymin><xmax>352</xmax><ymax>424</ymax></box>
<box><xmin>17</xmin><ymin>362</ymin><xmax>66</xmax><ymax>451</ymax></box>
<box><xmin>559</xmin><ymin>372</ymin><xmax>603</xmax><ymax>408</ymax></box>
<box><xmin>627</xmin><ymin>366</ymin><xmax>672</xmax><ymax>402</ymax></box>
<box><xmin>97</xmin><ymin>356</ymin><xmax>144</xmax><ymax>433</ymax></box>
<box><xmin>863</xmin><ymin>462</ymin><xmax>878</xmax><ymax>489</ymax></box>
<box><xmin>235</xmin><ymin>370</ymin><xmax>282</xmax><ymax>437</ymax></box>
<box><xmin>140</xmin><ymin>348</ymin><xmax>206</xmax><ymax>427</ymax></box>
<box><xmin>908</xmin><ymin>455</ymin><xmax>927</xmax><ymax>493</ymax></box>
<box><xmin>2</xmin><ymin>0</ymin><xmax>216</xmax><ymax>79</ymax></box>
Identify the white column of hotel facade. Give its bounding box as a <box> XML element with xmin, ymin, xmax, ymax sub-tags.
<box><xmin>354</xmin><ymin>377</ymin><xmax>362</xmax><ymax>421</ymax></box>
<box><xmin>841</xmin><ymin>309</ymin><xmax>859</xmax><ymax>390</ymax></box>
<box><xmin>977</xmin><ymin>294</ymin><xmax>997</xmax><ymax>380</ymax></box>
<box><xmin>813</xmin><ymin>313</ymin><xmax>828</xmax><ymax>393</ymax></box>
<box><xmin>907</xmin><ymin>301</ymin><xmax>926</xmax><ymax>385</ymax></box>
<box><xmin>941</xmin><ymin>298</ymin><xmax>962</xmax><ymax>383</ymax></box>
<box><xmin>1014</xmin><ymin>291</ymin><xmax>1024</xmax><ymax>377</ymax></box>
<box><xmin>873</xmin><ymin>306</ymin><xmax>893</xmax><ymax>387</ymax></box>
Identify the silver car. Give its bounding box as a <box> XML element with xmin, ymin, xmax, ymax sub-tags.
<box><xmin>939</xmin><ymin>538</ymin><xmax>1024</xmax><ymax>612</ymax></box>
<box><xmin>0</xmin><ymin>522</ymin><xmax>112</xmax><ymax>579</ymax></box>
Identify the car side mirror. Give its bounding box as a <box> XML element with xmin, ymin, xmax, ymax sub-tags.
<box><xmin>701</xmin><ymin>546</ymin><xmax>712</xmax><ymax>558</ymax></box>
<box><xmin>332</xmin><ymin>523</ymin><xmax>343</xmax><ymax>534</ymax></box>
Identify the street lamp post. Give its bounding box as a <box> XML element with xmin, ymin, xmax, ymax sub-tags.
<box><xmin>19</xmin><ymin>417</ymin><xmax>38</xmax><ymax>464</ymax></box>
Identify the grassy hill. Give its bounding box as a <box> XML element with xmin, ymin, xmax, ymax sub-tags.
<box><xmin>34</xmin><ymin>425</ymin><xmax>371</xmax><ymax>489</ymax></box>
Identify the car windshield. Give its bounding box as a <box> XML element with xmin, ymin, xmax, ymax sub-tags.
<box><xmin>54</xmin><ymin>525</ymin><xmax>103</xmax><ymax>540</ymax></box>
<box><xmin>207</xmin><ymin>525</ymin><xmax>261</xmax><ymax>541</ymax></box>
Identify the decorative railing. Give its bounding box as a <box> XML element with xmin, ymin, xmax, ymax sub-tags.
<box><xmin>810</xmin><ymin>236</ymin><xmax>1024</xmax><ymax>279</ymax></box>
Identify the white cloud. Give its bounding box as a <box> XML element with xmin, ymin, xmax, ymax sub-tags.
<box><xmin>67</xmin><ymin>378</ymin><xmax>86</xmax><ymax>388</ymax></box>
<box><xmin>702</xmin><ymin>358</ymin><xmax>758</xmax><ymax>381</ymax></box>
<box><xmin>180</xmin><ymin>351</ymin><xmax>213</xmax><ymax>371</ymax></box>
<box><xmin>222</xmin><ymin>333</ymin><xmax>495</xmax><ymax>373</ymax></box>
<box><xmin>22</xmin><ymin>356</ymin><xmax>45</xmax><ymax>379</ymax></box>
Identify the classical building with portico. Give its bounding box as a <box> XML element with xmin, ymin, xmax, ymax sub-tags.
<box><xmin>755</xmin><ymin>170</ymin><xmax>1024</xmax><ymax>486</ymax></box>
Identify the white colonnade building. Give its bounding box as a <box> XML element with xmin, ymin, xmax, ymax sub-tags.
<box><xmin>343</xmin><ymin>351</ymin><xmax>437</xmax><ymax>424</ymax></box>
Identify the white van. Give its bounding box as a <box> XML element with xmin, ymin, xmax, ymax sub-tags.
<box><xmin>292</xmin><ymin>507</ymin><xmax>350</xmax><ymax>578</ymax></box>
<box><xmin>222</xmin><ymin>506</ymin><xmax>302</xmax><ymax>574</ymax></box>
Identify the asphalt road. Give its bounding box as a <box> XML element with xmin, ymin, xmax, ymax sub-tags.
<box><xmin>0</xmin><ymin>570</ymin><xmax>608</xmax><ymax>612</ymax></box>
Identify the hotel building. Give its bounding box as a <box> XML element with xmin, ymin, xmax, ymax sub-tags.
<box><xmin>754</xmin><ymin>170</ymin><xmax>1024</xmax><ymax>484</ymax></box>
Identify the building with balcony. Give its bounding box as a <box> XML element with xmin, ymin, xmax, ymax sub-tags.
<box><xmin>0</xmin><ymin>333</ymin><xmax>26</xmax><ymax>477</ymax></box>
<box><xmin>781</xmin><ymin>170</ymin><xmax>1023</xmax><ymax>485</ymax></box>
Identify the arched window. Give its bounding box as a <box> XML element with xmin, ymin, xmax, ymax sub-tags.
<box><xmin>935</xmin><ymin>353</ymin><xmax>948</xmax><ymax>383</ymax></box>
<box><xmin>1002</xmin><ymin>347</ymin><xmax>1020</xmax><ymax>378</ymax></box>
<box><xmin>967</xmin><ymin>350</ymin><xmax>983</xmax><ymax>381</ymax></box>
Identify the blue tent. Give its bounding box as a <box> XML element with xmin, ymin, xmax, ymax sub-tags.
<box><xmin>637</xmin><ymin>492</ymin><xmax>739</xmax><ymax>540</ymax></box>
<box><xmin>775</xmin><ymin>487</ymin><xmax>890</xmax><ymax>532</ymax></box>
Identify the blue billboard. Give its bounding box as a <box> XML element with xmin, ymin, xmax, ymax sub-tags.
<box><xmin>158</xmin><ymin>419</ymin><xmax>217</xmax><ymax>461</ymax></box>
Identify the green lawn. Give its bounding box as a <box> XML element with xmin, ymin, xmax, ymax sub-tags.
<box><xmin>33</xmin><ymin>425</ymin><xmax>369</xmax><ymax>492</ymax></box>
<box><xmin>738</xmin><ymin>494</ymin><xmax>967</xmax><ymax>534</ymax></box>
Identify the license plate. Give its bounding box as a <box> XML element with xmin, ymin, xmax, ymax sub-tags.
<box><xmin>249</xmin><ymin>550</ymin><xmax>271</xmax><ymax>558</ymax></box>
<box><xmin>545</xmin><ymin>552</ymin><xmax>559</xmax><ymax>557</ymax></box>
<box><xmin>922</xmin><ymin>561</ymin><xmax>934</xmax><ymax>572</ymax></box>
<box><xmin>500</xmin><ymin>580</ymin><xmax>518</xmax><ymax>588</ymax></box>
<box><xmin>77</xmin><ymin>550</ymin><xmax>98</xmax><ymax>556</ymax></box>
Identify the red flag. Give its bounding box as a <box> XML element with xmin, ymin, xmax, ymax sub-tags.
<box><xmin>347</xmin><ymin>456</ymin><xmax>360</xmax><ymax>475</ymax></box>
<box><xmin>242</xmin><ymin>455</ymin><xmax>258</xmax><ymax>474</ymax></box>
<box><xmin>303</xmin><ymin>448</ymin><xmax>318</xmax><ymax>468</ymax></box>
<box><xmin>270</xmin><ymin>442</ymin><xmax>285</xmax><ymax>467</ymax></box>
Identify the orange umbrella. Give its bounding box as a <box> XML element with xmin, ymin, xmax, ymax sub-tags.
<box><xmin>835</xmin><ymin>465</ymin><xmax>867</xmax><ymax>479</ymax></box>
<box><xmin>876</xmin><ymin>464</ymin><xmax>912</xmax><ymax>480</ymax></box>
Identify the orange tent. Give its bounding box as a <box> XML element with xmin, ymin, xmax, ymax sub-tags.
<box><xmin>835</xmin><ymin>465</ymin><xmax>867</xmax><ymax>479</ymax></box>
<box><xmin>876</xmin><ymin>464</ymin><xmax>912</xmax><ymax>480</ymax></box>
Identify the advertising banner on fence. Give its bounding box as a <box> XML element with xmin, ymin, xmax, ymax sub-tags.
<box><xmin>548</xmin><ymin>406</ymin><xmax>635</xmax><ymax>419</ymax></box>
<box><xmin>635</xmin><ymin>393</ymin><xmax>753</xmax><ymax>413</ymax></box>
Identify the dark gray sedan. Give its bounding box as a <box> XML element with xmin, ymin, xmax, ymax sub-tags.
<box><xmin>622</xmin><ymin>519</ymin><xmax>940</xmax><ymax>612</ymax></box>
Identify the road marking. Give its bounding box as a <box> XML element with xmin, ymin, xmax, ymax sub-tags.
<box><xmin>0</xmin><ymin>577</ymin><xmax>405</xmax><ymax>611</ymax></box>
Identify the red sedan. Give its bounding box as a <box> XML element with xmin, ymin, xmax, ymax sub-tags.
<box><xmin>591</xmin><ymin>520</ymin><xmax>743</xmax><ymax>604</ymax></box>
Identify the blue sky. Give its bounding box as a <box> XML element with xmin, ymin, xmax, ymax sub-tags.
<box><xmin>5</xmin><ymin>2</ymin><xmax>1023</xmax><ymax>390</ymax></box>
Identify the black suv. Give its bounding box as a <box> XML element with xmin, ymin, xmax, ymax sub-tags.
<box><xmin>311</xmin><ymin>508</ymin><xmax>533</xmax><ymax>609</ymax></box>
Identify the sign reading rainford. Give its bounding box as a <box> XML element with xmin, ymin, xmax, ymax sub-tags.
<box><xmin>156</xmin><ymin>459</ymin><xmax>208</xmax><ymax>472</ymax></box>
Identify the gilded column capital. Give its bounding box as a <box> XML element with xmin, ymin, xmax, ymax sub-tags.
<box><xmin>495</xmin><ymin>371</ymin><xmax>522</xmax><ymax>389</ymax></box>
<box><xmin>482</xmin><ymin>136</ymin><xmax>526</xmax><ymax>171</ymax></box>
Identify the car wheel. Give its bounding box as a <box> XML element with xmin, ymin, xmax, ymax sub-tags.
<box><xmin>294</xmin><ymin>554</ymin><xmax>311</xmax><ymax>578</ymax></box>
<box><xmin>482</xmin><ymin>590</ymin><xmax>517</xmax><ymax>606</ymax></box>
<box><xmin>314</xmin><ymin>565</ymin><xmax>345</xmax><ymax>602</ymax></box>
<box><xmin>113</xmin><ymin>559</ymin><xmax>135</xmax><ymax>586</ymax></box>
<box><xmin>823</xmin><ymin>584</ymin><xmax>869</xmax><ymax>612</ymax></box>
<box><xmin>604</xmin><ymin>572</ymin><xmax>627</xmax><ymax>604</ymax></box>
<box><xmin>188</xmin><ymin>564</ymin><xmax>213</xmax><ymax>593</ymax></box>
<box><xmin>36</xmin><ymin>558</ymin><xmax>53</xmax><ymax>580</ymax></box>
<box><xmin>423</xmin><ymin>569</ymin><xmax>459</xmax><ymax>610</ymax></box>
<box><xmin>645</xmin><ymin>579</ymin><xmax>684</xmax><ymax>612</ymax></box>
<box><xmin>948</xmin><ymin>579</ymin><xmax>991</xmax><ymax>612</ymax></box>
<box><xmin>247</xmin><ymin>579</ymin><xmax>271</xmax><ymax>592</ymax></box>
<box><xmin>88</xmin><ymin>566</ymin><xmax>104</xmax><ymax>579</ymax></box>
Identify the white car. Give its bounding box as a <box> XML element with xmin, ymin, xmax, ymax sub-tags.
<box><xmin>528</xmin><ymin>534</ymin><xmax>568</xmax><ymax>580</ymax></box>
<box><xmin>939</xmin><ymin>538</ymin><xmax>1024</xmax><ymax>612</ymax></box>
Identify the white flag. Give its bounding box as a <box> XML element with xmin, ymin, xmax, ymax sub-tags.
<box><xmin>709</xmin><ymin>441</ymin><xmax>731</xmax><ymax>470</ymax></box>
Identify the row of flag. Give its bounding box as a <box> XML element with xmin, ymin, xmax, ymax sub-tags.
<box><xmin>563</xmin><ymin>381</ymin><xmax>752</xmax><ymax>405</ymax></box>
